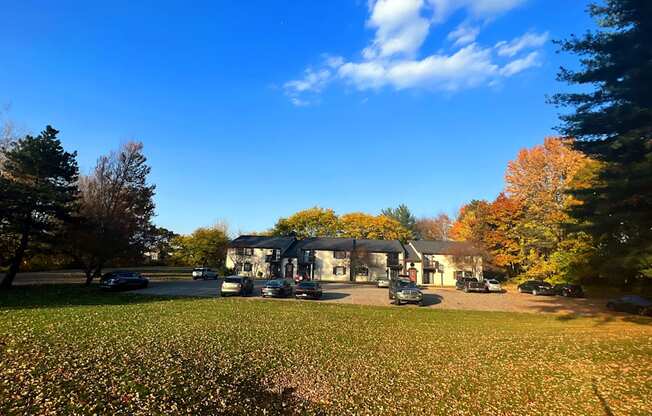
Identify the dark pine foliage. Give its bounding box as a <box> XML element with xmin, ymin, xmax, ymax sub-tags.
<box><xmin>0</xmin><ymin>126</ymin><xmax>79</xmax><ymax>289</ymax></box>
<box><xmin>551</xmin><ymin>0</ymin><xmax>652</xmax><ymax>284</ymax></box>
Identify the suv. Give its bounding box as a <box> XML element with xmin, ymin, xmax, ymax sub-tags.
<box><xmin>192</xmin><ymin>267</ymin><xmax>217</xmax><ymax>280</ymax></box>
<box><xmin>389</xmin><ymin>279</ymin><xmax>423</xmax><ymax>306</ymax></box>
<box><xmin>221</xmin><ymin>275</ymin><xmax>254</xmax><ymax>296</ymax></box>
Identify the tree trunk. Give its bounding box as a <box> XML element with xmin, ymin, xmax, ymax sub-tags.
<box><xmin>84</xmin><ymin>265</ymin><xmax>94</xmax><ymax>286</ymax></box>
<box><xmin>93</xmin><ymin>262</ymin><xmax>104</xmax><ymax>278</ymax></box>
<box><xmin>0</xmin><ymin>230</ymin><xmax>29</xmax><ymax>290</ymax></box>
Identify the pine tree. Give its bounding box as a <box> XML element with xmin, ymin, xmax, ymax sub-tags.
<box><xmin>0</xmin><ymin>126</ymin><xmax>79</xmax><ymax>289</ymax></box>
<box><xmin>551</xmin><ymin>0</ymin><xmax>652</xmax><ymax>284</ymax></box>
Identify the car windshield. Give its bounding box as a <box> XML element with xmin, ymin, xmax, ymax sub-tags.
<box><xmin>225</xmin><ymin>277</ymin><xmax>241</xmax><ymax>283</ymax></box>
<box><xmin>488</xmin><ymin>280</ymin><xmax>498</xmax><ymax>284</ymax></box>
<box><xmin>398</xmin><ymin>280</ymin><xmax>416</xmax><ymax>288</ymax></box>
<box><xmin>299</xmin><ymin>282</ymin><xmax>317</xmax><ymax>288</ymax></box>
<box><xmin>266</xmin><ymin>280</ymin><xmax>282</xmax><ymax>287</ymax></box>
<box><xmin>117</xmin><ymin>272</ymin><xmax>139</xmax><ymax>278</ymax></box>
<box><xmin>539</xmin><ymin>282</ymin><xmax>552</xmax><ymax>287</ymax></box>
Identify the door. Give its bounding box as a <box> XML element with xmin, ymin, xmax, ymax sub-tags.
<box><xmin>423</xmin><ymin>271</ymin><xmax>431</xmax><ymax>285</ymax></box>
<box><xmin>285</xmin><ymin>262</ymin><xmax>294</xmax><ymax>279</ymax></box>
<box><xmin>408</xmin><ymin>268</ymin><xmax>417</xmax><ymax>282</ymax></box>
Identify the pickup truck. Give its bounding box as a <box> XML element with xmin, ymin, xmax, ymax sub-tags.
<box><xmin>463</xmin><ymin>278</ymin><xmax>488</xmax><ymax>293</ymax></box>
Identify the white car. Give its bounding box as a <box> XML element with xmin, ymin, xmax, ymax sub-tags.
<box><xmin>485</xmin><ymin>279</ymin><xmax>502</xmax><ymax>292</ymax></box>
<box><xmin>376</xmin><ymin>277</ymin><xmax>390</xmax><ymax>288</ymax></box>
<box><xmin>192</xmin><ymin>267</ymin><xmax>217</xmax><ymax>280</ymax></box>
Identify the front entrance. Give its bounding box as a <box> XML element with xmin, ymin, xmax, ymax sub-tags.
<box><xmin>408</xmin><ymin>268</ymin><xmax>417</xmax><ymax>282</ymax></box>
<box><xmin>270</xmin><ymin>263</ymin><xmax>282</xmax><ymax>278</ymax></box>
<box><xmin>284</xmin><ymin>262</ymin><xmax>294</xmax><ymax>279</ymax></box>
<box><xmin>423</xmin><ymin>271</ymin><xmax>432</xmax><ymax>285</ymax></box>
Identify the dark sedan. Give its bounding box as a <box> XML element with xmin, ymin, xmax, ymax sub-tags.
<box><xmin>517</xmin><ymin>280</ymin><xmax>555</xmax><ymax>296</ymax></box>
<box><xmin>261</xmin><ymin>279</ymin><xmax>293</xmax><ymax>298</ymax></box>
<box><xmin>606</xmin><ymin>295</ymin><xmax>652</xmax><ymax>316</ymax></box>
<box><xmin>295</xmin><ymin>281</ymin><xmax>322</xmax><ymax>300</ymax></box>
<box><xmin>554</xmin><ymin>284</ymin><xmax>584</xmax><ymax>298</ymax></box>
<box><xmin>100</xmin><ymin>271</ymin><xmax>149</xmax><ymax>291</ymax></box>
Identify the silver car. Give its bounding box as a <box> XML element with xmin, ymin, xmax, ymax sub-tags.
<box><xmin>376</xmin><ymin>276</ymin><xmax>390</xmax><ymax>288</ymax></box>
<box><xmin>192</xmin><ymin>267</ymin><xmax>217</xmax><ymax>280</ymax></box>
<box><xmin>221</xmin><ymin>276</ymin><xmax>254</xmax><ymax>296</ymax></box>
<box><xmin>485</xmin><ymin>279</ymin><xmax>502</xmax><ymax>293</ymax></box>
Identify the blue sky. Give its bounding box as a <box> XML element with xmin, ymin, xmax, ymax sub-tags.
<box><xmin>1</xmin><ymin>0</ymin><xmax>594</xmax><ymax>235</ymax></box>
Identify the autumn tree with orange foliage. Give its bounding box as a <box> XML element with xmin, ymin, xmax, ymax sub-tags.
<box><xmin>339</xmin><ymin>212</ymin><xmax>411</xmax><ymax>241</ymax></box>
<box><xmin>452</xmin><ymin>137</ymin><xmax>599</xmax><ymax>281</ymax></box>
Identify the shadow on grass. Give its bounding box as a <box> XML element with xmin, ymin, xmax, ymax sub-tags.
<box><xmin>0</xmin><ymin>284</ymin><xmax>179</xmax><ymax>310</ymax></box>
<box><xmin>422</xmin><ymin>293</ymin><xmax>443</xmax><ymax>306</ymax></box>
<box><xmin>319</xmin><ymin>292</ymin><xmax>350</xmax><ymax>301</ymax></box>
<box><xmin>530</xmin><ymin>296</ymin><xmax>652</xmax><ymax>326</ymax></box>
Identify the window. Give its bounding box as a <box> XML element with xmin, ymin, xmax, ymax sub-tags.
<box><xmin>236</xmin><ymin>247</ymin><xmax>253</xmax><ymax>256</ymax></box>
<box><xmin>333</xmin><ymin>266</ymin><xmax>347</xmax><ymax>276</ymax></box>
<box><xmin>387</xmin><ymin>252</ymin><xmax>399</xmax><ymax>265</ymax></box>
<box><xmin>334</xmin><ymin>251</ymin><xmax>348</xmax><ymax>259</ymax></box>
<box><xmin>243</xmin><ymin>262</ymin><xmax>252</xmax><ymax>272</ymax></box>
<box><xmin>356</xmin><ymin>267</ymin><xmax>369</xmax><ymax>276</ymax></box>
<box><xmin>464</xmin><ymin>271</ymin><xmax>473</xmax><ymax>278</ymax></box>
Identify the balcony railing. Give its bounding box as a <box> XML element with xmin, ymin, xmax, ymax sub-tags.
<box><xmin>387</xmin><ymin>254</ymin><xmax>400</xmax><ymax>268</ymax></box>
<box><xmin>423</xmin><ymin>258</ymin><xmax>440</xmax><ymax>270</ymax></box>
<box><xmin>265</xmin><ymin>253</ymin><xmax>281</xmax><ymax>262</ymax></box>
<box><xmin>299</xmin><ymin>251</ymin><xmax>315</xmax><ymax>264</ymax></box>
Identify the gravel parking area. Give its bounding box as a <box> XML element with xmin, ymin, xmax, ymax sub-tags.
<box><xmin>130</xmin><ymin>279</ymin><xmax>609</xmax><ymax>316</ymax></box>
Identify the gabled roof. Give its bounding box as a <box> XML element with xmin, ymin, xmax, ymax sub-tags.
<box><xmin>404</xmin><ymin>243</ymin><xmax>422</xmax><ymax>262</ymax></box>
<box><xmin>409</xmin><ymin>240</ymin><xmax>480</xmax><ymax>255</ymax></box>
<box><xmin>229</xmin><ymin>235</ymin><xmax>296</xmax><ymax>251</ymax></box>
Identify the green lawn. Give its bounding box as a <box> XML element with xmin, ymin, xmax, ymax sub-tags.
<box><xmin>1</xmin><ymin>286</ymin><xmax>651</xmax><ymax>415</ymax></box>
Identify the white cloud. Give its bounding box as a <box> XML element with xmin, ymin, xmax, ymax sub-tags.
<box><xmin>499</xmin><ymin>51</ymin><xmax>541</xmax><ymax>76</ymax></box>
<box><xmin>340</xmin><ymin>44</ymin><xmax>499</xmax><ymax>91</ymax></box>
<box><xmin>427</xmin><ymin>0</ymin><xmax>526</xmax><ymax>22</ymax></box>
<box><xmin>283</xmin><ymin>0</ymin><xmax>545</xmax><ymax>104</ymax></box>
<box><xmin>447</xmin><ymin>23</ymin><xmax>480</xmax><ymax>47</ymax></box>
<box><xmin>364</xmin><ymin>0</ymin><xmax>430</xmax><ymax>58</ymax></box>
<box><xmin>496</xmin><ymin>31</ymin><xmax>549</xmax><ymax>57</ymax></box>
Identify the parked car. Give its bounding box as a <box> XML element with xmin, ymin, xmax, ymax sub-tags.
<box><xmin>456</xmin><ymin>277</ymin><xmax>477</xmax><ymax>290</ymax></box>
<box><xmin>485</xmin><ymin>279</ymin><xmax>502</xmax><ymax>293</ymax></box>
<box><xmin>100</xmin><ymin>271</ymin><xmax>149</xmax><ymax>291</ymax></box>
<box><xmin>295</xmin><ymin>281</ymin><xmax>322</xmax><ymax>300</ymax></box>
<box><xmin>554</xmin><ymin>284</ymin><xmax>584</xmax><ymax>298</ymax></box>
<box><xmin>606</xmin><ymin>295</ymin><xmax>652</xmax><ymax>316</ymax></box>
<box><xmin>376</xmin><ymin>276</ymin><xmax>390</xmax><ymax>288</ymax></box>
<box><xmin>389</xmin><ymin>279</ymin><xmax>423</xmax><ymax>305</ymax></box>
<box><xmin>517</xmin><ymin>280</ymin><xmax>555</xmax><ymax>296</ymax></box>
<box><xmin>463</xmin><ymin>279</ymin><xmax>487</xmax><ymax>293</ymax></box>
<box><xmin>192</xmin><ymin>267</ymin><xmax>217</xmax><ymax>280</ymax></box>
<box><xmin>221</xmin><ymin>276</ymin><xmax>254</xmax><ymax>296</ymax></box>
<box><xmin>261</xmin><ymin>279</ymin><xmax>293</xmax><ymax>298</ymax></box>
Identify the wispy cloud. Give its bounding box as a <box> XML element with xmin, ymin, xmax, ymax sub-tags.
<box><xmin>283</xmin><ymin>0</ymin><xmax>547</xmax><ymax>105</ymax></box>
<box><xmin>495</xmin><ymin>31</ymin><xmax>549</xmax><ymax>57</ymax></box>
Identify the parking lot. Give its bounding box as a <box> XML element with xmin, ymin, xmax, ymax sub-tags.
<box><xmin>132</xmin><ymin>279</ymin><xmax>609</xmax><ymax>316</ymax></box>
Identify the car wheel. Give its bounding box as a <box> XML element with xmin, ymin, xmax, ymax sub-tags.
<box><xmin>518</xmin><ymin>287</ymin><xmax>523</xmax><ymax>293</ymax></box>
<box><xmin>637</xmin><ymin>307</ymin><xmax>647</xmax><ymax>316</ymax></box>
<box><xmin>395</xmin><ymin>299</ymin><xmax>402</xmax><ymax>306</ymax></box>
<box><xmin>463</xmin><ymin>287</ymin><xmax>469</xmax><ymax>293</ymax></box>
<box><xmin>532</xmin><ymin>290</ymin><xmax>538</xmax><ymax>296</ymax></box>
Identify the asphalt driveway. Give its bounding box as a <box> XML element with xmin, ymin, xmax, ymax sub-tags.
<box><xmin>132</xmin><ymin>279</ymin><xmax>609</xmax><ymax>316</ymax></box>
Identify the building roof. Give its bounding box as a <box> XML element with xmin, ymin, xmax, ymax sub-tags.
<box><xmin>404</xmin><ymin>243</ymin><xmax>422</xmax><ymax>262</ymax></box>
<box><xmin>229</xmin><ymin>235</ymin><xmax>296</xmax><ymax>251</ymax></box>
<box><xmin>281</xmin><ymin>237</ymin><xmax>405</xmax><ymax>257</ymax></box>
<box><xmin>408</xmin><ymin>240</ymin><xmax>480</xmax><ymax>255</ymax></box>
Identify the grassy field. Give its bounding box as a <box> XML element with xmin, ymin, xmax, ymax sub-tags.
<box><xmin>1</xmin><ymin>285</ymin><xmax>651</xmax><ymax>415</ymax></box>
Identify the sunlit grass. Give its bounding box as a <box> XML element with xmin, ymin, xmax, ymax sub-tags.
<box><xmin>1</xmin><ymin>285</ymin><xmax>651</xmax><ymax>415</ymax></box>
